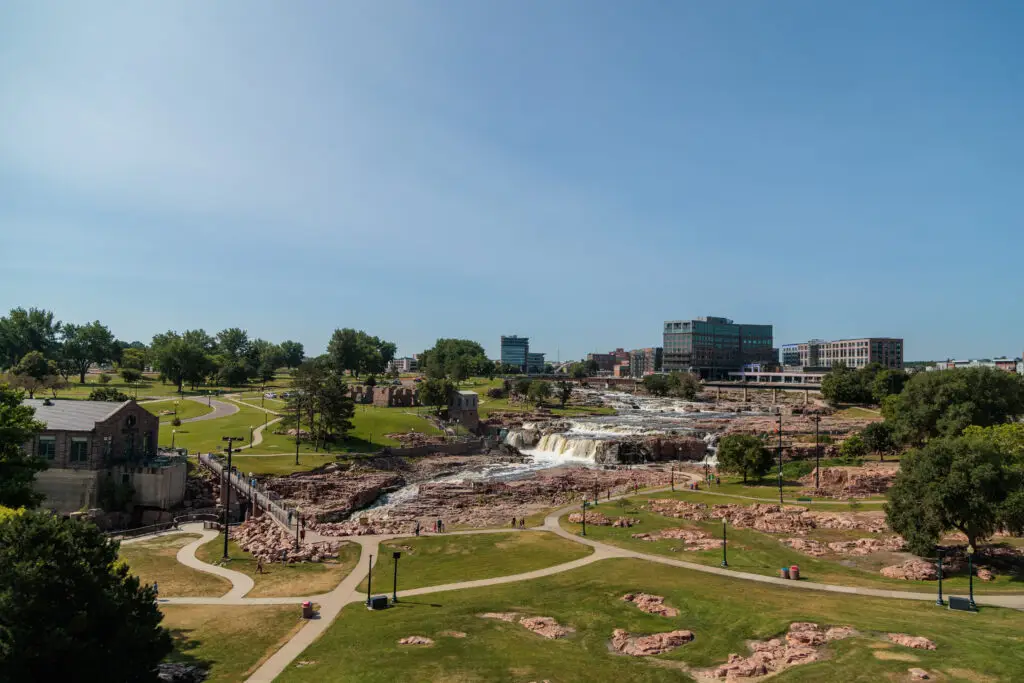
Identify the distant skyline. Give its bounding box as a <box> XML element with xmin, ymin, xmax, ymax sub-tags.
<box><xmin>2</xmin><ymin>2</ymin><xmax>1023</xmax><ymax>362</ymax></box>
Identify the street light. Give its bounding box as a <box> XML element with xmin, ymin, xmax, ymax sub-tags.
<box><xmin>967</xmin><ymin>545</ymin><xmax>977</xmax><ymax>610</ymax></box>
<box><xmin>721</xmin><ymin>518</ymin><xmax>728</xmax><ymax>568</ymax></box>
<box><xmin>221</xmin><ymin>436</ymin><xmax>245</xmax><ymax>561</ymax></box>
<box><xmin>366</xmin><ymin>554</ymin><xmax>373</xmax><ymax>607</ymax></box>
<box><xmin>249</xmin><ymin>425</ymin><xmax>254</xmax><ymax>444</ymax></box>
<box><xmin>581</xmin><ymin>500</ymin><xmax>588</xmax><ymax>537</ymax></box>
<box><xmin>935</xmin><ymin>547</ymin><xmax>945</xmax><ymax>606</ymax></box>
<box><xmin>392</xmin><ymin>551</ymin><xmax>402</xmax><ymax>603</ymax></box>
<box><xmin>171</xmin><ymin>429</ymin><xmax>176</xmax><ymax>450</ymax></box>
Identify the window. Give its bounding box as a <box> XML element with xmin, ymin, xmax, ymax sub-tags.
<box><xmin>38</xmin><ymin>436</ymin><xmax>56</xmax><ymax>460</ymax></box>
<box><xmin>70</xmin><ymin>438</ymin><xmax>89</xmax><ymax>463</ymax></box>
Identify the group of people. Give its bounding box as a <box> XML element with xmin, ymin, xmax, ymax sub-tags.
<box><xmin>510</xmin><ymin>517</ymin><xmax>526</xmax><ymax>529</ymax></box>
<box><xmin>413</xmin><ymin>519</ymin><xmax>446</xmax><ymax>535</ymax></box>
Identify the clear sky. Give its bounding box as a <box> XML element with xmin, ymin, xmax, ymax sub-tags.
<box><xmin>2</xmin><ymin>2</ymin><xmax>1022</xmax><ymax>362</ymax></box>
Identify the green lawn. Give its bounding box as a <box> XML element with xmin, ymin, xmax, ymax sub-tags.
<box><xmin>195</xmin><ymin>538</ymin><xmax>361</xmax><ymax>597</ymax></box>
<box><xmin>278</xmin><ymin>557</ymin><xmax>1024</xmax><ymax>683</ymax></box>
<box><xmin>118</xmin><ymin>534</ymin><xmax>232</xmax><ymax>597</ymax></box>
<box><xmin>49</xmin><ymin>372</ymin><xmax>295</xmax><ymax>402</ymax></box>
<box><xmin>477</xmin><ymin>395</ymin><xmax>616</xmax><ymax>419</ymax></box>
<box><xmin>162</xmin><ymin>604</ymin><xmax>303</xmax><ymax>683</ymax></box>
<box><xmin>142</xmin><ymin>398</ymin><xmax>215</xmax><ymax>423</ymax></box>
<box><xmin>159</xmin><ymin>401</ymin><xmax>270</xmax><ymax>453</ymax></box>
<box><xmin>250</xmin><ymin>406</ymin><xmax>442</xmax><ymax>455</ymax></box>
<box><xmin>561</xmin><ymin>495</ymin><xmax>1023</xmax><ymax>594</ymax></box>
<box><xmin>835</xmin><ymin>406</ymin><xmax>882</xmax><ymax>419</ymax></box>
<box><xmin>357</xmin><ymin>531</ymin><xmax>593</xmax><ymax>593</ymax></box>
<box><xmin>229</xmin><ymin>453</ymin><xmax>344</xmax><ymax>476</ymax></box>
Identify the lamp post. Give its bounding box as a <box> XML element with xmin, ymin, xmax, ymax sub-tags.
<box><xmin>366</xmin><ymin>554</ymin><xmax>373</xmax><ymax>607</ymax></box>
<box><xmin>249</xmin><ymin>425</ymin><xmax>254</xmax><ymax>444</ymax></box>
<box><xmin>392</xmin><ymin>551</ymin><xmax>401</xmax><ymax>603</ymax></box>
<box><xmin>581</xmin><ymin>500</ymin><xmax>588</xmax><ymax>537</ymax></box>
<box><xmin>935</xmin><ymin>547</ymin><xmax>945</xmax><ymax>606</ymax></box>
<box><xmin>171</xmin><ymin>429</ymin><xmax>176</xmax><ymax>450</ymax></box>
<box><xmin>776</xmin><ymin>410</ymin><xmax>784</xmax><ymax>504</ymax></box>
<box><xmin>593</xmin><ymin>481</ymin><xmax>599</xmax><ymax>506</ymax></box>
<box><xmin>967</xmin><ymin>545</ymin><xmax>976</xmax><ymax>610</ymax></box>
<box><xmin>208</xmin><ymin>391</ymin><xmax>211</xmax><ymax>407</ymax></box>
<box><xmin>721</xmin><ymin>518</ymin><xmax>728</xmax><ymax>568</ymax></box>
<box><xmin>221</xmin><ymin>436</ymin><xmax>245</xmax><ymax>560</ymax></box>
<box><xmin>812</xmin><ymin>414</ymin><xmax>821</xmax><ymax>490</ymax></box>
<box><xmin>294</xmin><ymin>397</ymin><xmax>301</xmax><ymax>466</ymax></box>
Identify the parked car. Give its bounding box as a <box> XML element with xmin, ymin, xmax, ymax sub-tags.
<box><xmin>281</xmin><ymin>392</ymin><xmax>292</xmax><ymax>398</ymax></box>
<box><xmin>264</xmin><ymin>392</ymin><xmax>278</xmax><ymax>399</ymax></box>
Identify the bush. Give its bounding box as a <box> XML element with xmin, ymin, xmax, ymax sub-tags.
<box><xmin>486</xmin><ymin>387</ymin><xmax>505</xmax><ymax>399</ymax></box>
<box><xmin>97</xmin><ymin>373</ymin><xmax>111</xmax><ymax>384</ymax></box>
<box><xmin>782</xmin><ymin>460</ymin><xmax>814</xmax><ymax>479</ymax></box>
<box><xmin>88</xmin><ymin>387</ymin><xmax>130</xmax><ymax>402</ymax></box>
<box><xmin>839</xmin><ymin>434</ymin><xmax>869</xmax><ymax>460</ymax></box>
<box><xmin>171</xmin><ymin>417</ymin><xmax>182</xmax><ymax>427</ymax></box>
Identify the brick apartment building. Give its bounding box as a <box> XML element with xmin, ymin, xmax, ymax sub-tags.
<box><xmin>785</xmin><ymin>338</ymin><xmax>904</xmax><ymax>370</ymax></box>
<box><xmin>587</xmin><ymin>348</ymin><xmax>630</xmax><ymax>373</ymax></box>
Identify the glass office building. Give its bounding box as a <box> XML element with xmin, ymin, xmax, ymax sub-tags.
<box><xmin>663</xmin><ymin>316</ymin><xmax>774</xmax><ymax>379</ymax></box>
<box><xmin>500</xmin><ymin>335</ymin><xmax>530</xmax><ymax>372</ymax></box>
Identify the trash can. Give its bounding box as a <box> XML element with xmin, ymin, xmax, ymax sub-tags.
<box><xmin>789</xmin><ymin>565</ymin><xmax>800</xmax><ymax>581</ymax></box>
<box><xmin>302</xmin><ymin>601</ymin><xmax>313</xmax><ymax>619</ymax></box>
<box><xmin>780</xmin><ymin>567</ymin><xmax>791</xmax><ymax>579</ymax></box>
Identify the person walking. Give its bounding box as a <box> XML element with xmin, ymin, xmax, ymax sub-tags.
<box><xmin>256</xmin><ymin>558</ymin><xmax>264</xmax><ymax>575</ymax></box>
<box><xmin>519</xmin><ymin>518</ymin><xmax>525</xmax><ymax>529</ymax></box>
<box><xmin>153</xmin><ymin>582</ymin><xmax>159</xmax><ymax>601</ymax></box>
<box><xmin>415</xmin><ymin>520</ymin><xmax>420</xmax><ymax>537</ymax></box>
<box><xmin>511</xmin><ymin>516</ymin><xmax>517</xmax><ymax>528</ymax></box>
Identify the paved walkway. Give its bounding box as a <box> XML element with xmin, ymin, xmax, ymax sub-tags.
<box><xmin>182</xmin><ymin>397</ymin><xmax>239</xmax><ymax>423</ymax></box>
<box><xmin>145</xmin><ymin>483</ymin><xmax>1024</xmax><ymax>682</ymax></box>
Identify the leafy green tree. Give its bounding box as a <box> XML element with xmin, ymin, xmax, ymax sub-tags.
<box><xmin>327</xmin><ymin>328</ymin><xmax>396</xmax><ymax>377</ymax></box>
<box><xmin>60</xmin><ymin>321</ymin><xmax>117</xmax><ymax>383</ymax></box>
<box><xmin>248</xmin><ymin>339</ymin><xmax>284</xmax><ymax>383</ymax></box>
<box><xmin>570</xmin><ymin>363</ymin><xmax>588</xmax><ymax>379</ymax></box>
<box><xmin>821</xmin><ymin>363</ymin><xmax>872</xmax><ymax>404</ymax></box>
<box><xmin>860</xmin><ymin>421</ymin><xmax>895</xmax><ymax>460</ymax></box>
<box><xmin>446</xmin><ymin>355</ymin><xmax>472</xmax><ymax>384</ymax></box>
<box><xmin>317</xmin><ymin>374</ymin><xmax>355</xmax><ymax>446</ymax></box>
<box><xmin>151</xmin><ymin>330</ymin><xmax>216</xmax><ymax>392</ymax></box>
<box><xmin>0</xmin><ymin>508</ymin><xmax>172</xmax><ymax>681</ymax></box>
<box><xmin>88</xmin><ymin>387</ymin><xmax>130</xmax><ymax>402</ymax></box>
<box><xmin>0</xmin><ymin>386</ymin><xmax>46</xmax><ymax>508</ymax></box>
<box><xmin>882</xmin><ymin>367</ymin><xmax>1024</xmax><ymax>446</ymax></box>
<box><xmin>513</xmin><ymin>378</ymin><xmax>533</xmax><ymax>397</ymax></box>
<box><xmin>716</xmin><ymin>434</ymin><xmax>773</xmax><ymax>483</ymax></box>
<box><xmin>419</xmin><ymin>377</ymin><xmax>454</xmax><ymax>416</ymax></box>
<box><xmin>962</xmin><ymin>423</ymin><xmax>1024</xmax><ymax>467</ymax></box>
<box><xmin>419</xmin><ymin>339</ymin><xmax>490</xmax><ymax>379</ymax></box>
<box><xmin>9</xmin><ymin>352</ymin><xmax>58</xmax><ymax>399</ymax></box>
<box><xmin>885</xmin><ymin>435</ymin><xmax>1024</xmax><ymax>555</ymax></box>
<box><xmin>667</xmin><ymin>372</ymin><xmax>700</xmax><ymax>400</ymax></box>
<box><xmin>365</xmin><ymin>375</ymin><xmax>377</xmax><ymax>387</ymax></box>
<box><xmin>0</xmin><ymin>308</ymin><xmax>62</xmax><ymax>369</ymax></box>
<box><xmin>584</xmin><ymin>358</ymin><xmax>600</xmax><ymax>375</ymax></box>
<box><xmin>527</xmin><ymin>381</ymin><xmax>552</xmax><ymax>406</ymax></box>
<box><xmin>643</xmin><ymin>374</ymin><xmax>670</xmax><ymax>397</ymax></box>
<box><xmin>119</xmin><ymin>347</ymin><xmax>147</xmax><ymax>371</ymax></box>
<box><xmin>871</xmin><ymin>369</ymin><xmax>909</xmax><ymax>403</ymax></box>
<box><xmin>97</xmin><ymin>373</ymin><xmax>111</xmax><ymax>384</ymax></box>
<box><xmin>838</xmin><ymin>433</ymin><xmax>868</xmax><ymax>460</ymax></box>
<box><xmin>119</xmin><ymin>368</ymin><xmax>143</xmax><ymax>385</ymax></box>
<box><xmin>279</xmin><ymin>340</ymin><xmax>305</xmax><ymax>369</ymax></box>
<box><xmin>215</xmin><ymin>327</ymin><xmax>250</xmax><ymax>360</ymax></box>
<box><xmin>556</xmin><ymin>380</ymin><xmax>573</xmax><ymax>408</ymax></box>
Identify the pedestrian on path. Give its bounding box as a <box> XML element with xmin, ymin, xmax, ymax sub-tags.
<box><xmin>519</xmin><ymin>518</ymin><xmax>525</xmax><ymax>529</ymax></box>
<box><xmin>153</xmin><ymin>582</ymin><xmax>159</xmax><ymax>601</ymax></box>
<box><xmin>256</xmin><ymin>558</ymin><xmax>264</xmax><ymax>574</ymax></box>
<box><xmin>415</xmin><ymin>520</ymin><xmax>420</xmax><ymax>536</ymax></box>
<box><xmin>511</xmin><ymin>516</ymin><xmax>517</xmax><ymax>528</ymax></box>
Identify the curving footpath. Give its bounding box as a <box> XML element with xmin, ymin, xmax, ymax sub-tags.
<box><xmin>149</xmin><ymin>485</ymin><xmax>1024</xmax><ymax>682</ymax></box>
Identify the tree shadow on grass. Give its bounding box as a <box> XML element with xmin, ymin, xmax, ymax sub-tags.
<box><xmin>165</xmin><ymin>628</ymin><xmax>215</xmax><ymax>672</ymax></box>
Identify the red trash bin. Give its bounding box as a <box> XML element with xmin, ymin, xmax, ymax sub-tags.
<box><xmin>790</xmin><ymin>565</ymin><xmax>800</xmax><ymax>580</ymax></box>
<box><xmin>302</xmin><ymin>601</ymin><xmax>313</xmax><ymax>619</ymax></box>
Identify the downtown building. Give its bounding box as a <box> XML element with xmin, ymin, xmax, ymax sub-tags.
<box><xmin>781</xmin><ymin>338</ymin><xmax>904</xmax><ymax>370</ymax></box>
<box><xmin>629</xmin><ymin>347</ymin><xmax>663</xmax><ymax>378</ymax></box>
<box><xmin>587</xmin><ymin>348</ymin><xmax>630</xmax><ymax>373</ymax></box>
<box><xmin>662</xmin><ymin>316</ymin><xmax>774</xmax><ymax>379</ymax></box>
<box><xmin>500</xmin><ymin>335</ymin><xmax>530</xmax><ymax>372</ymax></box>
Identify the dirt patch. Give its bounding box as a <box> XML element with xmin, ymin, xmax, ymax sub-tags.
<box><xmin>886</xmin><ymin>634</ymin><xmax>936</xmax><ymax>650</ymax></box>
<box><xmin>873</xmin><ymin>651</ymin><xmax>920</xmax><ymax>662</ymax></box>
<box><xmin>439</xmin><ymin>630</ymin><xmax>467</xmax><ymax>638</ymax></box>
<box><xmin>398</xmin><ymin>636</ymin><xmax>434</xmax><ymax>646</ymax></box>
<box><xmin>479</xmin><ymin>612</ymin><xmax>519</xmax><ymax>622</ymax></box>
<box><xmin>609</xmin><ymin>628</ymin><xmax>694</xmax><ymax>656</ymax></box>
<box><xmin>943</xmin><ymin>668</ymin><xmax>995</xmax><ymax>683</ymax></box>
<box><xmin>621</xmin><ymin>593</ymin><xmax>679</xmax><ymax>617</ymax></box>
<box><xmin>479</xmin><ymin>613</ymin><xmax>574</xmax><ymax>639</ymax></box>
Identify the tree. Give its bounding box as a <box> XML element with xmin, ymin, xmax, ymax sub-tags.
<box><xmin>119</xmin><ymin>347</ymin><xmax>147</xmax><ymax>372</ymax></box>
<box><xmin>871</xmin><ymin>369</ymin><xmax>909</xmax><ymax>404</ymax></box>
<box><xmin>419</xmin><ymin>339</ymin><xmax>490</xmax><ymax>380</ymax></box>
<box><xmin>326</xmin><ymin>328</ymin><xmax>396</xmax><ymax>377</ymax></box>
<box><xmin>446</xmin><ymin>355</ymin><xmax>471</xmax><ymax>384</ymax></box>
<box><xmin>820</xmin><ymin>363</ymin><xmax>872</xmax><ymax>404</ymax></box>
<box><xmin>248</xmin><ymin>339</ymin><xmax>284</xmax><ymax>383</ymax></box>
<box><xmin>88</xmin><ymin>387</ymin><xmax>130</xmax><ymax>402</ymax></box>
<box><xmin>716</xmin><ymin>434</ymin><xmax>774</xmax><ymax>483</ymax></box>
<box><xmin>882</xmin><ymin>367</ymin><xmax>1024</xmax><ymax>446</ymax></box>
<box><xmin>0</xmin><ymin>308</ymin><xmax>61</xmax><ymax>369</ymax></box>
<box><xmin>527</xmin><ymin>381</ymin><xmax>552</xmax><ymax>406</ymax></box>
<box><xmin>151</xmin><ymin>330</ymin><xmax>215</xmax><ymax>392</ymax></box>
<box><xmin>0</xmin><ymin>386</ymin><xmax>47</xmax><ymax>508</ymax></box>
<box><xmin>119</xmin><ymin>368</ymin><xmax>143</xmax><ymax>392</ymax></box>
<box><xmin>8</xmin><ymin>351</ymin><xmax>58</xmax><ymax>399</ymax></box>
<box><xmin>585</xmin><ymin>358</ymin><xmax>600</xmax><ymax>375</ymax></box>
<box><xmin>419</xmin><ymin>377</ymin><xmax>454</xmax><ymax>416</ymax></box>
<box><xmin>279</xmin><ymin>340</ymin><xmax>305</xmax><ymax>369</ymax></box>
<box><xmin>365</xmin><ymin>375</ymin><xmax>377</xmax><ymax>387</ymax></box>
<box><xmin>667</xmin><ymin>372</ymin><xmax>700</xmax><ymax>400</ymax></box>
<box><xmin>556</xmin><ymin>380</ymin><xmax>573</xmax><ymax>408</ymax></box>
<box><xmin>215</xmin><ymin>327</ymin><xmax>250</xmax><ymax>360</ymax></box>
<box><xmin>513</xmin><ymin>378</ymin><xmax>533</xmax><ymax>397</ymax></box>
<box><xmin>570</xmin><ymin>363</ymin><xmax>588</xmax><ymax>379</ymax></box>
<box><xmin>962</xmin><ymin>423</ymin><xmax>1024</xmax><ymax>468</ymax></box>
<box><xmin>838</xmin><ymin>433</ymin><xmax>868</xmax><ymax>460</ymax></box>
<box><xmin>60</xmin><ymin>321</ymin><xmax>117</xmax><ymax>384</ymax></box>
<box><xmin>317</xmin><ymin>374</ymin><xmax>355</xmax><ymax>446</ymax></box>
<box><xmin>885</xmin><ymin>435</ymin><xmax>1024</xmax><ymax>555</ymax></box>
<box><xmin>860</xmin><ymin>422</ymin><xmax>895</xmax><ymax>461</ymax></box>
<box><xmin>0</xmin><ymin>509</ymin><xmax>172</xmax><ymax>680</ymax></box>
<box><xmin>643</xmin><ymin>374</ymin><xmax>670</xmax><ymax>397</ymax></box>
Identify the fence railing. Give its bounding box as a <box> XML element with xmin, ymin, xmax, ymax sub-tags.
<box><xmin>199</xmin><ymin>452</ymin><xmax>295</xmax><ymax>531</ymax></box>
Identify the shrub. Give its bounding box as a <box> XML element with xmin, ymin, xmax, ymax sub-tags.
<box><xmin>171</xmin><ymin>417</ymin><xmax>182</xmax><ymax>427</ymax></box>
<box><xmin>97</xmin><ymin>373</ymin><xmax>111</xmax><ymax>384</ymax></box>
<box><xmin>88</xmin><ymin>387</ymin><xmax>130</xmax><ymax>402</ymax></box>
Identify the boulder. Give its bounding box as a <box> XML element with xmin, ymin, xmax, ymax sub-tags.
<box><xmin>621</xmin><ymin>593</ymin><xmax>679</xmax><ymax>618</ymax></box>
<box><xmin>880</xmin><ymin>560</ymin><xmax>937</xmax><ymax>581</ymax></box>
<box><xmin>156</xmin><ymin>664</ymin><xmax>208</xmax><ymax>683</ymax></box>
<box><xmin>886</xmin><ymin>633</ymin><xmax>936</xmax><ymax>650</ymax></box>
<box><xmin>977</xmin><ymin>567</ymin><xmax>996</xmax><ymax>582</ymax></box>
<box><xmin>397</xmin><ymin>636</ymin><xmax>434</xmax><ymax>646</ymax></box>
<box><xmin>909</xmin><ymin>668</ymin><xmax>930</xmax><ymax>680</ymax></box>
<box><xmin>519</xmin><ymin>616</ymin><xmax>574</xmax><ymax>639</ymax></box>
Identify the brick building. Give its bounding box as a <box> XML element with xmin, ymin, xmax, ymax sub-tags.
<box><xmin>22</xmin><ymin>399</ymin><xmax>185</xmax><ymax>514</ymax></box>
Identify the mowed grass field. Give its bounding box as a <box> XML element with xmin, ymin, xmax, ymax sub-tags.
<box><xmin>158</xmin><ymin>400</ymin><xmax>270</xmax><ymax>453</ymax></box>
<box><xmin>118</xmin><ymin>534</ymin><xmax>231</xmax><ymax>597</ymax></box>
<box><xmin>357</xmin><ymin>531</ymin><xmax>593</xmax><ymax>593</ymax></box>
<box><xmin>196</xmin><ymin>538</ymin><xmax>361</xmax><ymax>597</ymax></box>
<box><xmin>162</xmin><ymin>604</ymin><xmax>303</xmax><ymax>683</ymax></box>
<box><xmin>142</xmin><ymin>398</ymin><xmax>215</xmax><ymax>423</ymax></box>
<box><xmin>276</xmin><ymin>557</ymin><xmax>1024</xmax><ymax>683</ymax></box>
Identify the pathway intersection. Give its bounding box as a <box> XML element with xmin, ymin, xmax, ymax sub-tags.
<box><xmin>146</xmin><ymin>484</ymin><xmax>1024</xmax><ymax>682</ymax></box>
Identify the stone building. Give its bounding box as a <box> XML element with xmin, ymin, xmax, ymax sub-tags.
<box><xmin>350</xmin><ymin>385</ymin><xmax>420</xmax><ymax>407</ymax></box>
<box><xmin>449</xmin><ymin>390</ymin><xmax>479</xmax><ymax>432</ymax></box>
<box><xmin>22</xmin><ymin>398</ymin><xmax>186</xmax><ymax>514</ymax></box>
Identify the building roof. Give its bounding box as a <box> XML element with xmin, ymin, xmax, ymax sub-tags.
<box><xmin>457</xmin><ymin>390</ymin><xmax>478</xmax><ymax>396</ymax></box>
<box><xmin>22</xmin><ymin>399</ymin><xmax>128</xmax><ymax>431</ymax></box>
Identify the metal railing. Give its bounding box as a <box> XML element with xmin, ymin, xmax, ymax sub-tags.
<box><xmin>199</xmin><ymin>452</ymin><xmax>295</xmax><ymax>531</ymax></box>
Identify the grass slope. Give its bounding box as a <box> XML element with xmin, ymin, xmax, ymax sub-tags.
<box><xmin>159</xmin><ymin>401</ymin><xmax>270</xmax><ymax>453</ymax></box>
<box><xmin>278</xmin><ymin>557</ymin><xmax>1024</xmax><ymax>683</ymax></box>
<box><xmin>358</xmin><ymin>531</ymin><xmax>593</xmax><ymax>593</ymax></box>
<box><xmin>118</xmin><ymin>534</ymin><xmax>231</xmax><ymax>597</ymax></box>
<box><xmin>142</xmin><ymin>398</ymin><xmax>215</xmax><ymax>423</ymax></box>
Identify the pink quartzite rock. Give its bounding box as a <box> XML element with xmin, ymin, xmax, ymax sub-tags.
<box><xmin>621</xmin><ymin>593</ymin><xmax>679</xmax><ymax>617</ymax></box>
<box><xmin>567</xmin><ymin>511</ymin><xmax>611</xmax><ymax>525</ymax></box>
<box><xmin>397</xmin><ymin>636</ymin><xmax>433</xmax><ymax>646</ymax></box>
<box><xmin>909</xmin><ymin>668</ymin><xmax>930</xmax><ymax>680</ymax></box>
<box><xmin>880</xmin><ymin>560</ymin><xmax>937</xmax><ymax>581</ymax></box>
<box><xmin>977</xmin><ymin>567</ymin><xmax>995</xmax><ymax>582</ymax></box>
<box><xmin>886</xmin><ymin>633</ymin><xmax>936</xmax><ymax>650</ymax></box>
<box><xmin>710</xmin><ymin>622</ymin><xmax>855</xmax><ymax>679</ymax></box>
<box><xmin>518</xmin><ymin>616</ymin><xmax>574</xmax><ymax>639</ymax></box>
<box><xmin>609</xmin><ymin>628</ymin><xmax>694</xmax><ymax>656</ymax></box>
<box><xmin>612</xmin><ymin>517</ymin><xmax>640</xmax><ymax>528</ymax></box>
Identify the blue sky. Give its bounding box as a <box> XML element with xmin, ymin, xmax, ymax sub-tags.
<box><xmin>2</xmin><ymin>2</ymin><xmax>1022</xmax><ymax>362</ymax></box>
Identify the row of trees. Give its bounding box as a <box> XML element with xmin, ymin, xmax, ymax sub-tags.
<box><xmin>280</xmin><ymin>358</ymin><xmax>356</xmax><ymax>450</ymax></box>
<box><xmin>820</xmin><ymin>362</ymin><xmax>909</xmax><ymax>405</ymax></box>
<box><xmin>642</xmin><ymin>372</ymin><xmax>700</xmax><ymax>400</ymax></box>
<box><xmin>150</xmin><ymin>328</ymin><xmax>304</xmax><ymax>390</ymax></box>
<box><xmin>419</xmin><ymin>339</ymin><xmax>495</xmax><ymax>382</ymax></box>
